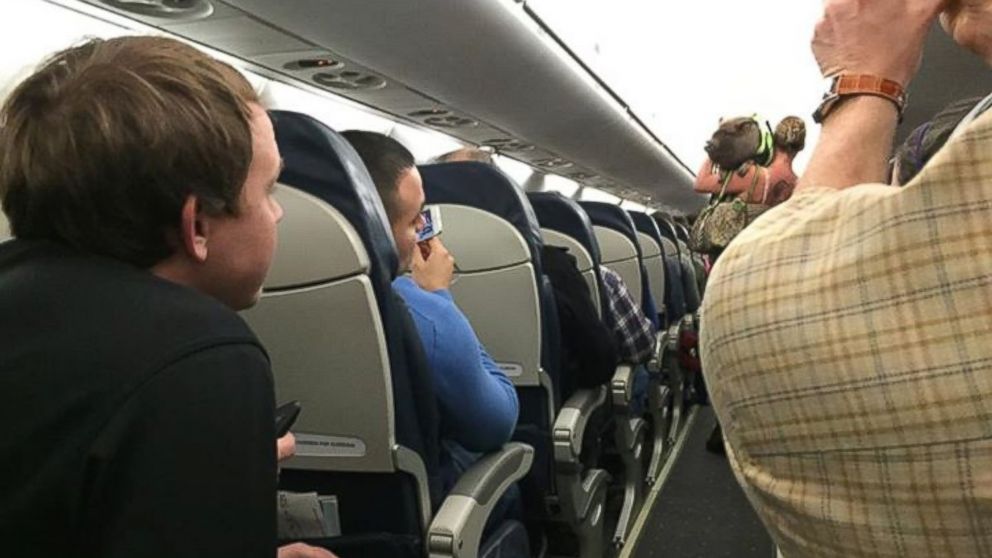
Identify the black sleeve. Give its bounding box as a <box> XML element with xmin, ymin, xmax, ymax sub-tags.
<box><xmin>82</xmin><ymin>342</ymin><xmax>277</xmax><ymax>558</ymax></box>
<box><xmin>541</xmin><ymin>247</ymin><xmax>619</xmax><ymax>392</ymax></box>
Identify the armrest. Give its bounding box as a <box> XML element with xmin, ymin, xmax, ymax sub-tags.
<box><xmin>666</xmin><ymin>323</ymin><xmax>681</xmax><ymax>352</ymax></box>
<box><xmin>553</xmin><ymin>386</ymin><xmax>608</xmax><ymax>469</ymax></box>
<box><xmin>610</xmin><ymin>363</ymin><xmax>635</xmax><ymax>411</ymax></box>
<box><xmin>427</xmin><ymin>443</ymin><xmax>534</xmax><ymax>558</ymax></box>
<box><xmin>646</xmin><ymin>330</ymin><xmax>668</xmax><ymax>374</ymax></box>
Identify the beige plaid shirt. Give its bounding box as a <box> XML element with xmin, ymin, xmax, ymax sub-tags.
<box><xmin>700</xmin><ymin>108</ymin><xmax>992</xmax><ymax>557</ymax></box>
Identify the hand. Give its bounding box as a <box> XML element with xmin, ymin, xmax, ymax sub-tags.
<box><xmin>941</xmin><ymin>1</ymin><xmax>992</xmax><ymax>60</ymax></box>
<box><xmin>277</xmin><ymin>542</ymin><xmax>338</xmax><ymax>558</ymax></box>
<box><xmin>277</xmin><ymin>432</ymin><xmax>295</xmax><ymax>463</ymax></box>
<box><xmin>411</xmin><ymin>237</ymin><xmax>454</xmax><ymax>292</ymax></box>
<box><xmin>812</xmin><ymin>0</ymin><xmax>946</xmax><ymax>86</ymax></box>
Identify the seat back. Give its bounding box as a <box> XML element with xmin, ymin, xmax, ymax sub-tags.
<box><xmin>540</xmin><ymin>228</ymin><xmax>601</xmax><ymax>319</ymax></box>
<box><xmin>0</xmin><ymin>211</ymin><xmax>9</xmax><ymax>241</ymax></box>
<box><xmin>528</xmin><ymin>192</ymin><xmax>606</xmax><ymax>319</ymax></box>
<box><xmin>417</xmin><ymin>163</ymin><xmax>556</xmax><ymax>393</ymax></box>
<box><xmin>243</xmin><ymin>111</ymin><xmax>441</xmax><ymax>544</ymax></box>
<box><xmin>418</xmin><ymin>162</ymin><xmax>560</xmax><ymax>510</ymax></box>
<box><xmin>244</xmin><ymin>185</ymin><xmax>392</xmax><ymax>472</ymax></box>
<box><xmin>627</xmin><ymin>211</ymin><xmax>667</xmax><ymax>323</ymax></box>
<box><xmin>653</xmin><ymin>215</ymin><xmax>691</xmax><ymax>316</ymax></box>
<box><xmin>675</xmin><ymin>238</ymin><xmax>702</xmax><ymax>312</ymax></box>
<box><xmin>580</xmin><ymin>201</ymin><xmax>650</xmax><ymax>319</ymax></box>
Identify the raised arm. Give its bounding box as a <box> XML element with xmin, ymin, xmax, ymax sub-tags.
<box><xmin>798</xmin><ymin>0</ymin><xmax>945</xmax><ymax>191</ymax></box>
<box><xmin>693</xmin><ymin>159</ymin><xmax>722</xmax><ymax>193</ymax></box>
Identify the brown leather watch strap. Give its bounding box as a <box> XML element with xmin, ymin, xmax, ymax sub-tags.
<box><xmin>813</xmin><ymin>74</ymin><xmax>908</xmax><ymax>124</ymax></box>
<box><xmin>835</xmin><ymin>75</ymin><xmax>905</xmax><ymax>101</ymax></box>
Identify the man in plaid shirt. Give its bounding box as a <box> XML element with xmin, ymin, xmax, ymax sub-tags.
<box><xmin>599</xmin><ymin>266</ymin><xmax>656</xmax><ymax>364</ymax></box>
<box><xmin>599</xmin><ymin>266</ymin><xmax>656</xmax><ymax>416</ymax></box>
<box><xmin>700</xmin><ymin>1</ymin><xmax>992</xmax><ymax>556</ymax></box>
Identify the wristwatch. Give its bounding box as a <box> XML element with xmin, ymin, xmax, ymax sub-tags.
<box><xmin>813</xmin><ymin>74</ymin><xmax>908</xmax><ymax>124</ymax></box>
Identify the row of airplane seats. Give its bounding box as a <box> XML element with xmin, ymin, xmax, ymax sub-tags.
<box><xmin>239</xmin><ymin>109</ymin><xmax>705</xmax><ymax>558</ymax></box>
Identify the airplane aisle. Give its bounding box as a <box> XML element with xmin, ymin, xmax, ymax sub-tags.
<box><xmin>629</xmin><ymin>406</ymin><xmax>773</xmax><ymax>558</ymax></box>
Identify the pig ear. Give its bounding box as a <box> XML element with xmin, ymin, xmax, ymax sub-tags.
<box><xmin>718</xmin><ymin>116</ymin><xmax>724</xmax><ymax>124</ymax></box>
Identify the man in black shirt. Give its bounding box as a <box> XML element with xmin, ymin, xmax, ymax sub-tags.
<box><xmin>0</xmin><ymin>37</ymin><xmax>331</xmax><ymax>558</ymax></box>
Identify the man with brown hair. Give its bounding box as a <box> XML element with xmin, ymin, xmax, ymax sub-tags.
<box><xmin>0</xmin><ymin>36</ymin><xmax>329</xmax><ymax>558</ymax></box>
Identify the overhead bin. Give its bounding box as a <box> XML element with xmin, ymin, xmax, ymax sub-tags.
<box><xmin>78</xmin><ymin>0</ymin><xmax>707</xmax><ymax>213</ymax></box>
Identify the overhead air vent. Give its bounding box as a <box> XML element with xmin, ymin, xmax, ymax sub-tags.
<box><xmin>483</xmin><ymin>139</ymin><xmax>535</xmax><ymax>153</ymax></box>
<box><xmin>568</xmin><ymin>172</ymin><xmax>596</xmax><ymax>181</ymax></box>
<box><xmin>99</xmin><ymin>0</ymin><xmax>213</xmax><ymax>20</ymax></box>
<box><xmin>283</xmin><ymin>58</ymin><xmax>343</xmax><ymax>71</ymax></box>
<box><xmin>408</xmin><ymin>108</ymin><xmax>449</xmax><ymax>117</ymax></box>
<box><xmin>535</xmin><ymin>158</ymin><xmax>573</xmax><ymax>170</ymax></box>
<box><xmin>423</xmin><ymin>115</ymin><xmax>478</xmax><ymax>128</ymax></box>
<box><xmin>313</xmin><ymin>71</ymin><xmax>387</xmax><ymax>91</ymax></box>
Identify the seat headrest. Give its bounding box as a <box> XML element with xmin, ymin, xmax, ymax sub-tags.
<box><xmin>263</xmin><ymin>185</ymin><xmax>369</xmax><ymax>290</ymax></box>
<box><xmin>528</xmin><ymin>192</ymin><xmax>602</xmax><ymax>265</ymax></box>
<box><xmin>269</xmin><ymin>110</ymin><xmax>398</xmax><ymax>282</ymax></box>
<box><xmin>674</xmin><ymin>223</ymin><xmax>691</xmax><ymax>245</ymax></box>
<box><xmin>628</xmin><ymin>211</ymin><xmax>666</xmax><ymax>256</ymax></box>
<box><xmin>652</xmin><ymin>213</ymin><xmax>681</xmax><ymax>247</ymax></box>
<box><xmin>579</xmin><ymin>201</ymin><xmax>643</xmax><ymax>261</ymax></box>
<box><xmin>418</xmin><ymin>161</ymin><xmax>545</xmax><ymax>272</ymax></box>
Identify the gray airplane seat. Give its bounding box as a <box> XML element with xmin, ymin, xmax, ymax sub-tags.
<box><xmin>572</xmin><ymin>201</ymin><xmax>652</xmax><ymax>549</ymax></box>
<box><xmin>670</xmin><ymin>223</ymin><xmax>702</xmax><ymax>314</ymax></box>
<box><xmin>242</xmin><ymin>110</ymin><xmax>533</xmax><ymax>558</ymax></box>
<box><xmin>653</xmin><ymin>214</ymin><xmax>689</xmax><ymax>322</ymax></box>
<box><xmin>418</xmin><ymin>164</ymin><xmax>609</xmax><ymax>558</ymax></box>
<box><xmin>527</xmin><ymin>192</ymin><xmax>608</xmax><ymax>321</ymax></box>
<box><xmin>675</xmin><ymin>223</ymin><xmax>708</xmax><ymax>298</ymax></box>
<box><xmin>530</xmin><ymin>193</ymin><xmax>673</xmax><ymax>487</ymax></box>
<box><xmin>625</xmin><ymin>210</ymin><xmax>676</xmax><ymax>485</ymax></box>
<box><xmin>652</xmin><ymin>214</ymin><xmax>699</xmax><ymax>435</ymax></box>
<box><xmin>578</xmin><ymin>202</ymin><xmax>660</xmax><ymax>330</ymax></box>
<box><xmin>627</xmin><ymin>211</ymin><xmax>668</xmax><ymax>327</ymax></box>
<box><xmin>0</xmin><ymin>211</ymin><xmax>9</xmax><ymax>242</ymax></box>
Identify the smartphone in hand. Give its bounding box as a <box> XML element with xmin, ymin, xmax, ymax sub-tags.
<box><xmin>416</xmin><ymin>205</ymin><xmax>443</xmax><ymax>243</ymax></box>
<box><xmin>275</xmin><ymin>400</ymin><xmax>302</xmax><ymax>438</ymax></box>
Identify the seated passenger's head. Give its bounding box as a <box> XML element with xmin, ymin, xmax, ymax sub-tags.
<box><xmin>341</xmin><ymin>131</ymin><xmax>424</xmax><ymax>272</ymax></box>
<box><xmin>0</xmin><ymin>36</ymin><xmax>282</xmax><ymax>310</ymax></box>
<box><xmin>773</xmin><ymin>116</ymin><xmax>806</xmax><ymax>157</ymax></box>
<box><xmin>434</xmin><ymin>146</ymin><xmax>494</xmax><ymax>164</ymax></box>
<box><xmin>890</xmin><ymin>96</ymin><xmax>981</xmax><ymax>185</ymax></box>
<box><xmin>942</xmin><ymin>1</ymin><xmax>992</xmax><ymax>62</ymax></box>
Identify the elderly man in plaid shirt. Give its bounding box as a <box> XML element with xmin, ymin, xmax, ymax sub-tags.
<box><xmin>701</xmin><ymin>1</ymin><xmax>992</xmax><ymax>556</ymax></box>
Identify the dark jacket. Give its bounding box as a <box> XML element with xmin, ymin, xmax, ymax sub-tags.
<box><xmin>540</xmin><ymin>246</ymin><xmax>618</xmax><ymax>399</ymax></box>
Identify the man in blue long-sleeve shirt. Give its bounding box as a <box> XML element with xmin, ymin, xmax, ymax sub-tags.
<box><xmin>341</xmin><ymin>131</ymin><xmax>519</xmax><ymax>492</ymax></box>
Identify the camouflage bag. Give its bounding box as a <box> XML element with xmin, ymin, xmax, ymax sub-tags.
<box><xmin>689</xmin><ymin>168</ymin><xmax>766</xmax><ymax>253</ymax></box>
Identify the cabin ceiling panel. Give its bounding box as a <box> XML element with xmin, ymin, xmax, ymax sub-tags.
<box><xmin>164</xmin><ymin>16</ymin><xmax>312</xmax><ymax>56</ymax></box>
<box><xmin>222</xmin><ymin>0</ymin><xmax>705</xmax><ymax>212</ymax></box>
<box><xmin>71</xmin><ymin>0</ymin><xmax>705</xmax><ymax>212</ymax></box>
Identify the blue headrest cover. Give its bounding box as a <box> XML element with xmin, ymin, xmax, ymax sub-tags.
<box><xmin>628</xmin><ymin>211</ymin><xmax>666</xmax><ymax>254</ymax></box>
<box><xmin>269</xmin><ymin>110</ymin><xmax>399</xmax><ymax>283</ymax></box>
<box><xmin>528</xmin><ymin>192</ymin><xmax>602</xmax><ymax>265</ymax></box>
<box><xmin>579</xmin><ymin>201</ymin><xmax>643</xmax><ymax>261</ymax></box>
<box><xmin>652</xmin><ymin>213</ymin><xmax>680</xmax><ymax>244</ymax></box>
<box><xmin>418</xmin><ymin>162</ymin><xmax>545</xmax><ymax>275</ymax></box>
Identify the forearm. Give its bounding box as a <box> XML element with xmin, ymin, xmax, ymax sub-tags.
<box><xmin>799</xmin><ymin>96</ymin><xmax>899</xmax><ymax>191</ymax></box>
